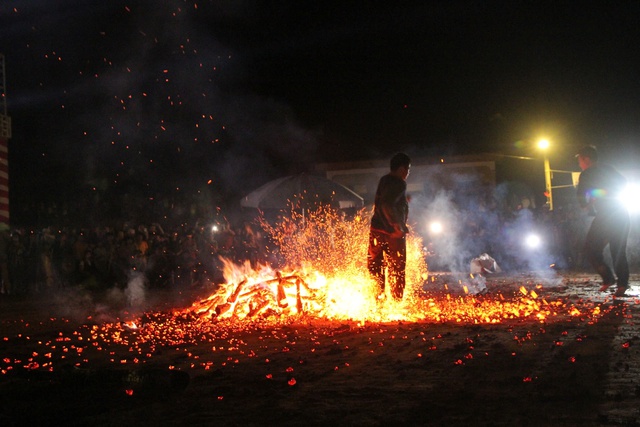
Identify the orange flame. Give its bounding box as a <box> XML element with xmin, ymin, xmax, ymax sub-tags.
<box><xmin>173</xmin><ymin>205</ymin><xmax>567</xmax><ymax>325</ymax></box>
<box><xmin>185</xmin><ymin>206</ymin><xmax>429</xmax><ymax>323</ymax></box>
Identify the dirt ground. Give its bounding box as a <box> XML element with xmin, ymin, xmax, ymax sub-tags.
<box><xmin>1</xmin><ymin>272</ymin><xmax>640</xmax><ymax>427</ymax></box>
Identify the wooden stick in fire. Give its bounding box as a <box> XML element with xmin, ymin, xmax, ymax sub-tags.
<box><xmin>215</xmin><ymin>278</ymin><xmax>248</xmax><ymax>317</ymax></box>
<box><xmin>276</xmin><ymin>271</ymin><xmax>288</xmax><ymax>308</ymax></box>
<box><xmin>296</xmin><ymin>278</ymin><xmax>303</xmax><ymax>313</ymax></box>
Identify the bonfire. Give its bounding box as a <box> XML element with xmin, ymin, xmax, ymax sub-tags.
<box><xmin>176</xmin><ymin>205</ymin><xmax>569</xmax><ymax>325</ymax></box>
<box><xmin>0</xmin><ymin>204</ymin><xmax>606</xmax><ymax>380</ymax></box>
<box><xmin>187</xmin><ymin>205</ymin><xmax>427</xmax><ymax>323</ymax></box>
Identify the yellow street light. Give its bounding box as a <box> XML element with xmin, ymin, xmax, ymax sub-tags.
<box><xmin>537</xmin><ymin>139</ymin><xmax>553</xmax><ymax>210</ymax></box>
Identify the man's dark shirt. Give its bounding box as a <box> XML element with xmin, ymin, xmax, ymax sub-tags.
<box><xmin>576</xmin><ymin>163</ymin><xmax>627</xmax><ymax>216</ymax></box>
<box><xmin>370</xmin><ymin>174</ymin><xmax>408</xmax><ymax>235</ymax></box>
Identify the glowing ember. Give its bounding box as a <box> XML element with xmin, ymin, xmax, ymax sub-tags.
<box><xmin>157</xmin><ymin>206</ymin><xmax>591</xmax><ymax>325</ymax></box>
<box><xmin>185</xmin><ymin>205</ymin><xmax>430</xmax><ymax>322</ymax></box>
<box><xmin>0</xmin><ymin>206</ymin><xmax>621</xmax><ymax>379</ymax></box>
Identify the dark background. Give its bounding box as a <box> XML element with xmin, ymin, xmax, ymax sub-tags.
<box><xmin>2</xmin><ymin>0</ymin><xmax>640</xmax><ymax>225</ymax></box>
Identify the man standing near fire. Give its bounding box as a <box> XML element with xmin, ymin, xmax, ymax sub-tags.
<box><xmin>368</xmin><ymin>152</ymin><xmax>411</xmax><ymax>302</ymax></box>
<box><xmin>575</xmin><ymin>145</ymin><xmax>630</xmax><ymax>297</ymax></box>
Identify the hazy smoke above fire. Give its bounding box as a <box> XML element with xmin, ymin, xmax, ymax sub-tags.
<box><xmin>412</xmin><ymin>170</ymin><xmax>558</xmax><ymax>277</ymax></box>
<box><xmin>6</xmin><ymin>0</ymin><xmax>320</xmax><ymax>214</ymax></box>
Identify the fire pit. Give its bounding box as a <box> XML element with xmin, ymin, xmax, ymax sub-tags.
<box><xmin>1</xmin><ymin>206</ymin><xmax>629</xmax><ymax>426</ymax></box>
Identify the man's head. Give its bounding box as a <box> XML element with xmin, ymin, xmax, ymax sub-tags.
<box><xmin>576</xmin><ymin>145</ymin><xmax>597</xmax><ymax>170</ymax></box>
<box><xmin>390</xmin><ymin>152</ymin><xmax>411</xmax><ymax>180</ymax></box>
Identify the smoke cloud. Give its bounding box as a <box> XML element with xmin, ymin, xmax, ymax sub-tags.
<box><xmin>411</xmin><ymin>170</ymin><xmax>560</xmax><ymax>284</ymax></box>
<box><xmin>5</xmin><ymin>0</ymin><xmax>321</xmax><ymax>222</ymax></box>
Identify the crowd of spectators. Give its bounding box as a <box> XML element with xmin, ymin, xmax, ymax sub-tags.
<box><xmin>0</xmin><ymin>219</ymin><xmax>271</xmax><ymax>296</ymax></box>
<box><xmin>0</xmin><ymin>201</ymin><xmax>638</xmax><ymax>297</ymax></box>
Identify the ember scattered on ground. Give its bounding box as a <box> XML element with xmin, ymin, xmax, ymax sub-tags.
<box><xmin>1</xmin><ymin>272</ymin><xmax>640</xmax><ymax>427</ymax></box>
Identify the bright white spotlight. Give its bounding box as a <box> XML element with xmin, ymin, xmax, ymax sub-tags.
<box><xmin>524</xmin><ymin>233</ymin><xmax>541</xmax><ymax>249</ymax></box>
<box><xmin>429</xmin><ymin>221</ymin><xmax>443</xmax><ymax>234</ymax></box>
<box><xmin>620</xmin><ymin>183</ymin><xmax>640</xmax><ymax>214</ymax></box>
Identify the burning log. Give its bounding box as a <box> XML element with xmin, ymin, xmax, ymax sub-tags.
<box><xmin>214</xmin><ymin>302</ymin><xmax>232</xmax><ymax>318</ymax></box>
<box><xmin>276</xmin><ymin>272</ymin><xmax>288</xmax><ymax>308</ymax></box>
<box><xmin>247</xmin><ymin>299</ymin><xmax>272</xmax><ymax>317</ymax></box>
<box><xmin>296</xmin><ymin>278</ymin><xmax>303</xmax><ymax>313</ymax></box>
<box><xmin>214</xmin><ymin>278</ymin><xmax>247</xmax><ymax>317</ymax></box>
<box><xmin>190</xmin><ymin>271</ymin><xmax>316</xmax><ymax>320</ymax></box>
<box><xmin>227</xmin><ymin>278</ymin><xmax>248</xmax><ymax>304</ymax></box>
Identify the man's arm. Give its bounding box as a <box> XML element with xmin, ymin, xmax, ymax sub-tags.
<box><xmin>576</xmin><ymin>171</ymin><xmax>589</xmax><ymax>208</ymax></box>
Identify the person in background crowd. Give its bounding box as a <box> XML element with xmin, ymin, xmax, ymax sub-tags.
<box><xmin>39</xmin><ymin>227</ymin><xmax>56</xmax><ymax>290</ymax></box>
<box><xmin>368</xmin><ymin>152</ymin><xmax>411</xmax><ymax>302</ymax></box>
<box><xmin>238</xmin><ymin>222</ymin><xmax>260</xmax><ymax>267</ymax></box>
<box><xmin>217</xmin><ymin>220</ymin><xmax>236</xmax><ymax>259</ymax></box>
<box><xmin>8</xmin><ymin>229</ymin><xmax>26</xmax><ymax>294</ymax></box>
<box><xmin>0</xmin><ymin>223</ymin><xmax>11</xmax><ymax>295</ymax></box>
<box><xmin>134</xmin><ymin>232</ymin><xmax>149</xmax><ymax>272</ymax></box>
<box><xmin>575</xmin><ymin>145</ymin><xmax>630</xmax><ymax>297</ymax></box>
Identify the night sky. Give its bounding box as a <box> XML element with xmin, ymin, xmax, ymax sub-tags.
<box><xmin>2</xmin><ymin>1</ymin><xmax>640</xmax><ymax>219</ymax></box>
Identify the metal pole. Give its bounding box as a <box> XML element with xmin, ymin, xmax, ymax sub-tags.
<box><xmin>543</xmin><ymin>155</ymin><xmax>553</xmax><ymax>210</ymax></box>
